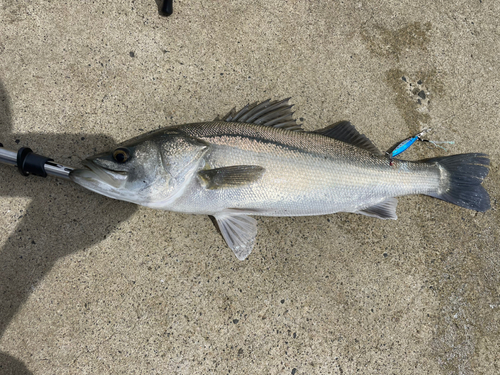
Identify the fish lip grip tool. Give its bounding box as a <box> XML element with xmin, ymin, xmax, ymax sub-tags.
<box><xmin>0</xmin><ymin>143</ymin><xmax>74</xmax><ymax>180</ymax></box>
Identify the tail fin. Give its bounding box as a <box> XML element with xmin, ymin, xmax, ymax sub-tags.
<box><xmin>426</xmin><ymin>153</ymin><xmax>490</xmax><ymax>212</ymax></box>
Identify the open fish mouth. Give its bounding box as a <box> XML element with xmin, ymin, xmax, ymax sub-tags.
<box><xmin>70</xmin><ymin>160</ymin><xmax>128</xmax><ymax>189</ymax></box>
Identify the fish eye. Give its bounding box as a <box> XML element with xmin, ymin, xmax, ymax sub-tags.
<box><xmin>113</xmin><ymin>148</ymin><xmax>130</xmax><ymax>163</ymax></box>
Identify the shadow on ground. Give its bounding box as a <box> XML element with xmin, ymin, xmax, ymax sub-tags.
<box><xmin>0</xmin><ymin>81</ymin><xmax>138</xmax><ymax>373</ymax></box>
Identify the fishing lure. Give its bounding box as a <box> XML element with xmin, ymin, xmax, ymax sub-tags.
<box><xmin>386</xmin><ymin>129</ymin><xmax>454</xmax><ymax>166</ymax></box>
<box><xmin>387</xmin><ymin>129</ymin><xmax>431</xmax><ymax>159</ymax></box>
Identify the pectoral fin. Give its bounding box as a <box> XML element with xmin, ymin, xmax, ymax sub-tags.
<box><xmin>213</xmin><ymin>213</ymin><xmax>258</xmax><ymax>260</ymax></box>
<box><xmin>355</xmin><ymin>198</ymin><xmax>398</xmax><ymax>220</ymax></box>
<box><xmin>198</xmin><ymin>165</ymin><xmax>265</xmax><ymax>190</ymax></box>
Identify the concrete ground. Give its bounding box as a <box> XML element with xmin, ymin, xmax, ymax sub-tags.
<box><xmin>1</xmin><ymin>1</ymin><xmax>499</xmax><ymax>374</ymax></box>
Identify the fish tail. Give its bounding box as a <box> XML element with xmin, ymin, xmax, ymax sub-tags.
<box><xmin>425</xmin><ymin>153</ymin><xmax>490</xmax><ymax>212</ymax></box>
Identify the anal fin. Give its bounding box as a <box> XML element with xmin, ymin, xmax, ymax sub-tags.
<box><xmin>355</xmin><ymin>197</ymin><xmax>398</xmax><ymax>220</ymax></box>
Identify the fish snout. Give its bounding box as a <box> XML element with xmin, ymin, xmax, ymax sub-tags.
<box><xmin>70</xmin><ymin>160</ymin><xmax>128</xmax><ymax>189</ymax></box>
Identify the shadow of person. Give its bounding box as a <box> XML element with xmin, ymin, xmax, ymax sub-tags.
<box><xmin>0</xmin><ymin>81</ymin><xmax>138</xmax><ymax>372</ymax></box>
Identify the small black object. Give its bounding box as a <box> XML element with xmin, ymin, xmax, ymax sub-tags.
<box><xmin>161</xmin><ymin>0</ymin><xmax>173</xmax><ymax>16</ymax></box>
<box><xmin>16</xmin><ymin>147</ymin><xmax>53</xmax><ymax>178</ymax></box>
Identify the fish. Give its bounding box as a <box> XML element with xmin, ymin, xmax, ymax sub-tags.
<box><xmin>70</xmin><ymin>99</ymin><xmax>491</xmax><ymax>260</ymax></box>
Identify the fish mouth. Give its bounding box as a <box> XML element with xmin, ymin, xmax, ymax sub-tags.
<box><xmin>70</xmin><ymin>160</ymin><xmax>128</xmax><ymax>189</ymax></box>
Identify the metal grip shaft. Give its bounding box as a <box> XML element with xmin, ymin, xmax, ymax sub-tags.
<box><xmin>0</xmin><ymin>143</ymin><xmax>74</xmax><ymax>180</ymax></box>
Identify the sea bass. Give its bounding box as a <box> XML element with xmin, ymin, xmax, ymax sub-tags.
<box><xmin>70</xmin><ymin>99</ymin><xmax>490</xmax><ymax>260</ymax></box>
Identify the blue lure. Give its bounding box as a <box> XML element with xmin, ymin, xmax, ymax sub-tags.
<box><xmin>386</xmin><ymin>129</ymin><xmax>455</xmax><ymax>166</ymax></box>
<box><xmin>387</xmin><ymin>129</ymin><xmax>431</xmax><ymax>158</ymax></box>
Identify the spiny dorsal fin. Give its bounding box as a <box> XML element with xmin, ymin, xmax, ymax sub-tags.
<box><xmin>355</xmin><ymin>197</ymin><xmax>398</xmax><ymax>220</ymax></box>
<box><xmin>198</xmin><ymin>165</ymin><xmax>265</xmax><ymax>190</ymax></box>
<box><xmin>314</xmin><ymin>121</ymin><xmax>382</xmax><ymax>155</ymax></box>
<box><xmin>214</xmin><ymin>99</ymin><xmax>303</xmax><ymax>132</ymax></box>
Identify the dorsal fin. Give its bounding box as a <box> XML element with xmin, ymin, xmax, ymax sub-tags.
<box><xmin>214</xmin><ymin>99</ymin><xmax>303</xmax><ymax>132</ymax></box>
<box><xmin>314</xmin><ymin>121</ymin><xmax>382</xmax><ymax>155</ymax></box>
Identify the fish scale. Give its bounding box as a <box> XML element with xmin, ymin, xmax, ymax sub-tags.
<box><xmin>177</xmin><ymin>121</ymin><xmax>440</xmax><ymax>216</ymax></box>
<box><xmin>70</xmin><ymin>99</ymin><xmax>490</xmax><ymax>260</ymax></box>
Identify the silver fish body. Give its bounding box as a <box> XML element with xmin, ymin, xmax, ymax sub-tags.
<box><xmin>172</xmin><ymin>122</ymin><xmax>439</xmax><ymax>216</ymax></box>
<box><xmin>70</xmin><ymin>99</ymin><xmax>490</xmax><ymax>259</ymax></box>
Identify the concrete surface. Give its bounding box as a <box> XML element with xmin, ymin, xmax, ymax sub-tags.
<box><xmin>1</xmin><ymin>1</ymin><xmax>499</xmax><ymax>374</ymax></box>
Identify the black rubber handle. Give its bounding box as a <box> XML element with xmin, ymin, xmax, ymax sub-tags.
<box><xmin>16</xmin><ymin>147</ymin><xmax>53</xmax><ymax>177</ymax></box>
<box><xmin>161</xmin><ymin>0</ymin><xmax>173</xmax><ymax>16</ymax></box>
